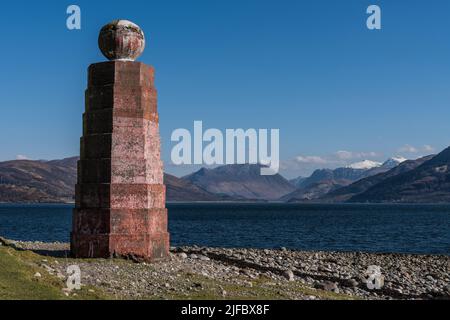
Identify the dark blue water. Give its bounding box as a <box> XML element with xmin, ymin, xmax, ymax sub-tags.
<box><xmin>0</xmin><ymin>203</ymin><xmax>449</xmax><ymax>255</ymax></box>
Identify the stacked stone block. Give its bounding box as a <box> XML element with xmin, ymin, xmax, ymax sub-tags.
<box><xmin>71</xmin><ymin>61</ymin><xmax>170</xmax><ymax>261</ymax></box>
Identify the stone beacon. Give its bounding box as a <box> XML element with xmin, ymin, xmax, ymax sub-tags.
<box><xmin>71</xmin><ymin>20</ymin><xmax>170</xmax><ymax>261</ymax></box>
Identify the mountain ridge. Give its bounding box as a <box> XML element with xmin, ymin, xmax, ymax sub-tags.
<box><xmin>1</xmin><ymin>150</ymin><xmax>450</xmax><ymax>204</ymax></box>
<box><xmin>0</xmin><ymin>157</ymin><xmax>78</xmax><ymax>203</ymax></box>
<box><xmin>282</xmin><ymin>157</ymin><xmax>405</xmax><ymax>202</ymax></box>
<box><xmin>318</xmin><ymin>155</ymin><xmax>434</xmax><ymax>203</ymax></box>
<box><xmin>349</xmin><ymin>147</ymin><xmax>450</xmax><ymax>203</ymax></box>
<box><xmin>184</xmin><ymin>164</ymin><xmax>296</xmax><ymax>201</ymax></box>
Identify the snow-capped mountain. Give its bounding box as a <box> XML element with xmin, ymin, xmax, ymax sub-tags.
<box><xmin>347</xmin><ymin>157</ymin><xmax>407</xmax><ymax>170</ymax></box>
<box><xmin>382</xmin><ymin>157</ymin><xmax>408</xmax><ymax>169</ymax></box>
<box><xmin>347</xmin><ymin>160</ymin><xmax>382</xmax><ymax>170</ymax></box>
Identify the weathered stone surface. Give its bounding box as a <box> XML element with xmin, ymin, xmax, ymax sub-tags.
<box><xmin>85</xmin><ymin>85</ymin><xmax>157</xmax><ymax>112</ymax></box>
<box><xmin>87</xmin><ymin>62</ymin><xmax>154</xmax><ymax>88</ymax></box>
<box><xmin>98</xmin><ymin>20</ymin><xmax>145</xmax><ymax>62</ymax></box>
<box><xmin>71</xmin><ymin>59</ymin><xmax>169</xmax><ymax>262</ymax></box>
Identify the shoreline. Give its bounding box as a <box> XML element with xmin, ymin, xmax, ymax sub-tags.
<box><xmin>2</xmin><ymin>201</ymin><xmax>450</xmax><ymax>206</ymax></box>
<box><xmin>1</xmin><ymin>238</ymin><xmax>449</xmax><ymax>300</ymax></box>
<box><xmin>3</xmin><ymin>238</ymin><xmax>450</xmax><ymax>258</ymax></box>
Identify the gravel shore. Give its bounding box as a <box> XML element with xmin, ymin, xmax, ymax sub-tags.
<box><xmin>3</xmin><ymin>239</ymin><xmax>450</xmax><ymax>300</ymax></box>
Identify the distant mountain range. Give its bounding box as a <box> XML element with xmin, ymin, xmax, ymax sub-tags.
<box><xmin>0</xmin><ymin>158</ymin><xmax>77</xmax><ymax>203</ymax></box>
<box><xmin>283</xmin><ymin>157</ymin><xmax>405</xmax><ymax>202</ymax></box>
<box><xmin>319</xmin><ymin>156</ymin><xmax>434</xmax><ymax>203</ymax></box>
<box><xmin>1</xmin><ymin>148</ymin><xmax>450</xmax><ymax>204</ymax></box>
<box><xmin>0</xmin><ymin>158</ymin><xmax>231</xmax><ymax>203</ymax></box>
<box><xmin>164</xmin><ymin>173</ymin><xmax>232</xmax><ymax>202</ymax></box>
<box><xmin>183</xmin><ymin>164</ymin><xmax>296</xmax><ymax>201</ymax></box>
<box><xmin>348</xmin><ymin>148</ymin><xmax>450</xmax><ymax>203</ymax></box>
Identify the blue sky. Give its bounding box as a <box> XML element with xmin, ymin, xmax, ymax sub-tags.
<box><xmin>0</xmin><ymin>0</ymin><xmax>449</xmax><ymax>178</ymax></box>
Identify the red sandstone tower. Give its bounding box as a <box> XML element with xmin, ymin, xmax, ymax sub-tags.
<box><xmin>71</xmin><ymin>20</ymin><xmax>170</xmax><ymax>261</ymax></box>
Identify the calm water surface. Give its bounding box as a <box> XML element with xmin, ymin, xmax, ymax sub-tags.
<box><xmin>0</xmin><ymin>203</ymin><xmax>449</xmax><ymax>255</ymax></box>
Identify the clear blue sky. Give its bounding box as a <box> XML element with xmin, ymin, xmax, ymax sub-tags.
<box><xmin>0</xmin><ymin>0</ymin><xmax>449</xmax><ymax>178</ymax></box>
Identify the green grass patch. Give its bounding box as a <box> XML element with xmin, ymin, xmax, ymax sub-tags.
<box><xmin>0</xmin><ymin>245</ymin><xmax>109</xmax><ymax>300</ymax></box>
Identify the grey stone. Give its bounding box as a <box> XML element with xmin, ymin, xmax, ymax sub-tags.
<box><xmin>345</xmin><ymin>279</ymin><xmax>359</xmax><ymax>288</ymax></box>
<box><xmin>316</xmin><ymin>281</ymin><xmax>339</xmax><ymax>293</ymax></box>
<box><xmin>283</xmin><ymin>269</ymin><xmax>295</xmax><ymax>282</ymax></box>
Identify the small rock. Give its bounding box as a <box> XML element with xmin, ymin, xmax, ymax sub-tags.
<box><xmin>393</xmin><ymin>288</ymin><xmax>403</xmax><ymax>294</ymax></box>
<box><xmin>316</xmin><ymin>281</ymin><xmax>339</xmax><ymax>293</ymax></box>
<box><xmin>189</xmin><ymin>254</ymin><xmax>198</xmax><ymax>260</ymax></box>
<box><xmin>201</xmin><ymin>271</ymin><xmax>209</xmax><ymax>277</ymax></box>
<box><xmin>34</xmin><ymin>272</ymin><xmax>42</xmax><ymax>278</ymax></box>
<box><xmin>62</xmin><ymin>288</ymin><xmax>72</xmax><ymax>295</ymax></box>
<box><xmin>280</xmin><ymin>247</ymin><xmax>287</xmax><ymax>252</ymax></box>
<box><xmin>88</xmin><ymin>289</ymin><xmax>95</xmax><ymax>293</ymax></box>
<box><xmin>56</xmin><ymin>272</ymin><xmax>65</xmax><ymax>280</ymax></box>
<box><xmin>318</xmin><ymin>266</ymin><xmax>332</xmax><ymax>273</ymax></box>
<box><xmin>41</xmin><ymin>264</ymin><xmax>55</xmax><ymax>274</ymax></box>
<box><xmin>222</xmin><ymin>290</ymin><xmax>227</xmax><ymax>297</ymax></box>
<box><xmin>283</xmin><ymin>270</ymin><xmax>295</xmax><ymax>282</ymax></box>
<box><xmin>178</xmin><ymin>253</ymin><xmax>188</xmax><ymax>259</ymax></box>
<box><xmin>431</xmin><ymin>288</ymin><xmax>440</xmax><ymax>294</ymax></box>
<box><xmin>199</xmin><ymin>255</ymin><xmax>210</xmax><ymax>261</ymax></box>
<box><xmin>345</xmin><ymin>279</ymin><xmax>359</xmax><ymax>288</ymax></box>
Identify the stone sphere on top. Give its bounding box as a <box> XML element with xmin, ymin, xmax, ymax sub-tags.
<box><xmin>98</xmin><ymin>20</ymin><xmax>145</xmax><ymax>61</ymax></box>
